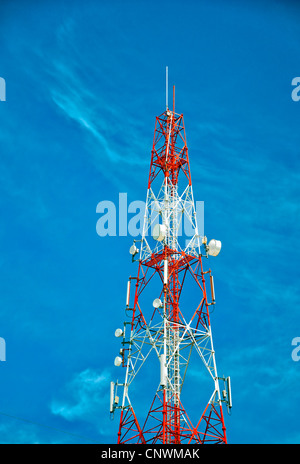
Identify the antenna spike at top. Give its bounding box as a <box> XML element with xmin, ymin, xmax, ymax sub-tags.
<box><xmin>166</xmin><ymin>66</ymin><xmax>168</xmax><ymax>110</ymax></box>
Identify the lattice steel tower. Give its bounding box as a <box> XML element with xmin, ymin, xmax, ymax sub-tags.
<box><xmin>110</xmin><ymin>78</ymin><xmax>232</xmax><ymax>444</ymax></box>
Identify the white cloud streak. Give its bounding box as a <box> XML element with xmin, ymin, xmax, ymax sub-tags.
<box><xmin>50</xmin><ymin>368</ymin><xmax>110</xmax><ymax>422</ymax></box>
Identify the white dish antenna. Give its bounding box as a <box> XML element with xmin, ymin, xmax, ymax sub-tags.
<box><xmin>129</xmin><ymin>244</ymin><xmax>139</xmax><ymax>256</ymax></box>
<box><xmin>153</xmin><ymin>298</ymin><xmax>163</xmax><ymax>309</ymax></box>
<box><xmin>115</xmin><ymin>328</ymin><xmax>123</xmax><ymax>338</ymax></box>
<box><xmin>114</xmin><ymin>356</ymin><xmax>123</xmax><ymax>367</ymax></box>
<box><xmin>207</xmin><ymin>239</ymin><xmax>222</xmax><ymax>257</ymax></box>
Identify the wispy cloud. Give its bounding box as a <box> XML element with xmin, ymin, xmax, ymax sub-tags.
<box><xmin>50</xmin><ymin>368</ymin><xmax>110</xmax><ymax>422</ymax></box>
<box><xmin>46</xmin><ymin>55</ymin><xmax>150</xmax><ymax>196</ymax></box>
<box><xmin>44</xmin><ymin>18</ymin><xmax>148</xmax><ymax>165</ymax></box>
<box><xmin>0</xmin><ymin>421</ymin><xmax>40</xmax><ymax>444</ymax></box>
<box><xmin>51</xmin><ymin>90</ymin><xmax>122</xmax><ymax>164</ymax></box>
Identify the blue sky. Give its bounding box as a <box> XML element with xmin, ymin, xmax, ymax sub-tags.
<box><xmin>0</xmin><ymin>0</ymin><xmax>300</xmax><ymax>444</ymax></box>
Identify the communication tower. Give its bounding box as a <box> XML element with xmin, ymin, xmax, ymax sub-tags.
<box><xmin>110</xmin><ymin>74</ymin><xmax>231</xmax><ymax>444</ymax></box>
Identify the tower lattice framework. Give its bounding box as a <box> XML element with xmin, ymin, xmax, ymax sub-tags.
<box><xmin>111</xmin><ymin>90</ymin><xmax>231</xmax><ymax>444</ymax></box>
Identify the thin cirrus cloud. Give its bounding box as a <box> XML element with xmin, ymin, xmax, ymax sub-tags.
<box><xmin>48</xmin><ymin>55</ymin><xmax>148</xmax><ymax>169</ymax></box>
<box><xmin>49</xmin><ymin>81</ymin><xmax>150</xmax><ymax>196</ymax></box>
<box><xmin>0</xmin><ymin>421</ymin><xmax>40</xmax><ymax>445</ymax></box>
<box><xmin>50</xmin><ymin>368</ymin><xmax>111</xmax><ymax>423</ymax></box>
<box><xmin>51</xmin><ymin>90</ymin><xmax>121</xmax><ymax>164</ymax></box>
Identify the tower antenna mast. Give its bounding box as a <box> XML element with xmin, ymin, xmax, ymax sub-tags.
<box><xmin>110</xmin><ymin>72</ymin><xmax>232</xmax><ymax>444</ymax></box>
<box><xmin>166</xmin><ymin>66</ymin><xmax>168</xmax><ymax>110</ymax></box>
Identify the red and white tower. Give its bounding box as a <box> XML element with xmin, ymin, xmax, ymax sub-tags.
<box><xmin>110</xmin><ymin>80</ymin><xmax>232</xmax><ymax>444</ymax></box>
